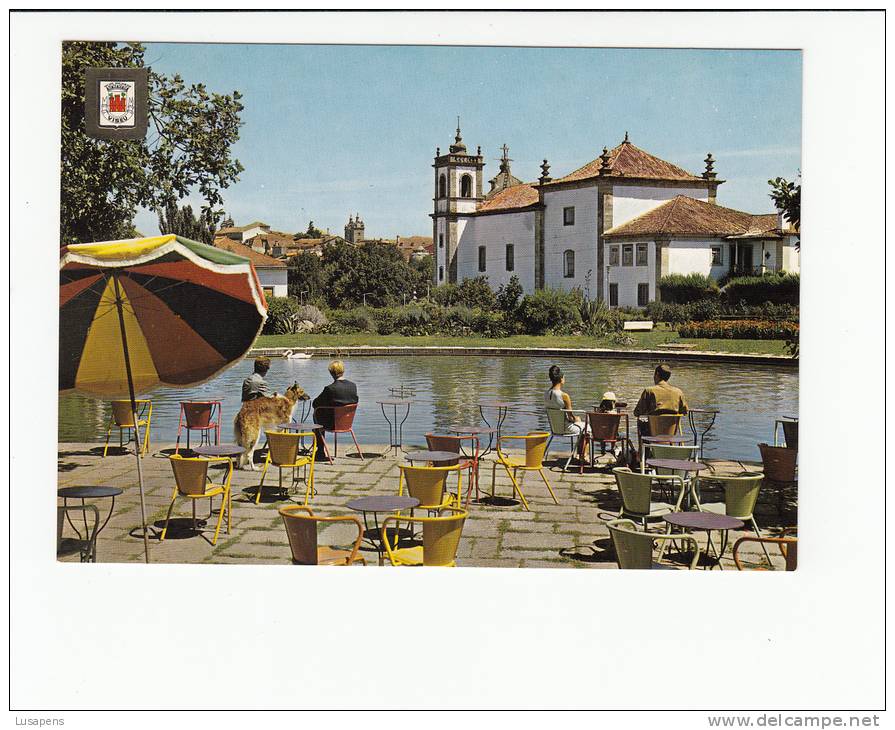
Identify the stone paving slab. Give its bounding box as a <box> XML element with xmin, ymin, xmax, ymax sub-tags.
<box><xmin>57</xmin><ymin>442</ymin><xmax>798</xmax><ymax>571</ymax></box>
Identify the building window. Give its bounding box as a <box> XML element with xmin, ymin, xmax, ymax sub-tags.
<box><xmin>711</xmin><ymin>246</ymin><xmax>722</xmax><ymax>265</ymax></box>
<box><xmin>622</xmin><ymin>244</ymin><xmax>634</xmax><ymax>266</ymax></box>
<box><xmin>461</xmin><ymin>174</ymin><xmax>473</xmax><ymax>198</ymax></box>
<box><xmin>505</xmin><ymin>244</ymin><xmax>514</xmax><ymax>271</ymax></box>
<box><xmin>478</xmin><ymin>246</ymin><xmax>487</xmax><ymax>272</ymax></box>
<box><xmin>609</xmin><ymin>283</ymin><xmax>618</xmax><ymax>306</ymax></box>
<box><xmin>439</xmin><ymin>233</ymin><xmax>444</xmax><ymax>249</ymax></box>
<box><xmin>438</xmin><ymin>174</ymin><xmax>447</xmax><ymax>199</ymax></box>
<box><xmin>608</xmin><ymin>245</ymin><xmax>619</xmax><ymax>266</ymax></box>
<box><xmin>637</xmin><ymin>283</ymin><xmax>650</xmax><ymax>307</ymax></box>
<box><xmin>563</xmin><ymin>207</ymin><xmax>575</xmax><ymax>226</ymax></box>
<box><xmin>563</xmin><ymin>249</ymin><xmax>575</xmax><ymax>278</ymax></box>
<box><xmin>263</xmin><ymin>287</ymin><xmax>275</xmax><ymax>299</ymax></box>
<box><xmin>636</xmin><ymin>243</ymin><xmax>648</xmax><ymax>266</ymax></box>
<box><xmin>439</xmin><ymin>266</ymin><xmax>444</xmax><ymax>282</ymax></box>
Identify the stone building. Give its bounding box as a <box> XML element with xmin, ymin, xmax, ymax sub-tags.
<box><xmin>431</xmin><ymin>126</ymin><xmax>799</xmax><ymax>306</ymax></box>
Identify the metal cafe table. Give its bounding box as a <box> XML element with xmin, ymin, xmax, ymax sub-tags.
<box><xmin>640</xmin><ymin>433</ymin><xmax>692</xmax><ymax>472</ymax></box>
<box><xmin>57</xmin><ymin>485</ymin><xmax>123</xmax><ymax>561</ymax></box>
<box><xmin>663</xmin><ymin>511</ymin><xmax>744</xmax><ymax>570</ymax></box>
<box><xmin>404</xmin><ymin>450</ymin><xmax>463</xmax><ymax>465</ymax></box>
<box><xmin>477</xmin><ymin>400</ymin><xmax>520</xmax><ymax>441</ymax></box>
<box><xmin>346</xmin><ymin>495</ymin><xmax>419</xmax><ymax>565</ymax></box>
<box><xmin>646</xmin><ymin>458</ymin><xmax>708</xmax><ymax>508</ymax></box>
<box><xmin>687</xmin><ymin>408</ymin><xmax>720</xmax><ymax>463</ymax></box>
<box><xmin>376</xmin><ymin>398</ymin><xmax>413</xmax><ymax>456</ymax></box>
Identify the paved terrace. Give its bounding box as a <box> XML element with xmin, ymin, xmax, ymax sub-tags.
<box><xmin>57</xmin><ymin>442</ymin><xmax>797</xmax><ymax>569</ymax></box>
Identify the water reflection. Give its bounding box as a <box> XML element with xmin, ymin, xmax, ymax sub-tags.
<box><xmin>59</xmin><ymin>355</ymin><xmax>798</xmax><ymax>461</ymax></box>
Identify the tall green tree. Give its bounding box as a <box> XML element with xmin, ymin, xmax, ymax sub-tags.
<box><xmin>61</xmin><ymin>41</ymin><xmax>244</xmax><ymax>244</ymax></box>
<box><xmin>287</xmin><ymin>251</ymin><xmax>327</xmax><ymax>303</ymax></box>
<box><xmin>157</xmin><ymin>200</ymin><xmax>220</xmax><ymax>244</ymax></box>
<box><xmin>768</xmin><ymin>174</ymin><xmax>801</xmax><ymax>250</ymax></box>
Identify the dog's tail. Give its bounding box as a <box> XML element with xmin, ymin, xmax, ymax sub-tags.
<box><xmin>233</xmin><ymin>412</ymin><xmax>248</xmax><ymax>448</ymax></box>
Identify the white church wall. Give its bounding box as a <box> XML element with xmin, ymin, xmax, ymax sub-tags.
<box><xmin>455</xmin><ymin>212</ymin><xmax>536</xmax><ymax>293</ymax></box>
<box><xmin>612</xmin><ymin>185</ymin><xmax>710</xmax><ymax>228</ymax></box>
<box><xmin>605</xmin><ymin>238</ymin><xmax>655</xmax><ymax>308</ymax></box>
<box><xmin>543</xmin><ymin>186</ymin><xmax>599</xmax><ymax>296</ymax></box>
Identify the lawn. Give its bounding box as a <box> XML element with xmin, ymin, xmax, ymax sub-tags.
<box><xmin>256</xmin><ymin>325</ymin><xmax>793</xmax><ymax>357</ymax></box>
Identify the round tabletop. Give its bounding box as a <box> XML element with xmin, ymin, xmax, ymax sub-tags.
<box><xmin>449</xmin><ymin>426</ymin><xmax>497</xmax><ymax>435</ymax></box>
<box><xmin>688</xmin><ymin>408</ymin><xmax>720</xmax><ymax>414</ymax></box>
<box><xmin>376</xmin><ymin>399</ymin><xmax>413</xmax><ymax>405</ymax></box>
<box><xmin>405</xmin><ymin>450</ymin><xmax>462</xmax><ymax>463</ymax></box>
<box><xmin>192</xmin><ymin>444</ymin><xmax>245</xmax><ymax>457</ymax></box>
<box><xmin>642</xmin><ymin>434</ymin><xmax>691</xmax><ymax>444</ymax></box>
<box><xmin>478</xmin><ymin>400</ymin><xmax>518</xmax><ymax>408</ymax></box>
<box><xmin>58</xmin><ymin>486</ymin><xmax>124</xmax><ymax>499</ymax></box>
<box><xmin>647</xmin><ymin>458</ymin><xmax>708</xmax><ymax>472</ymax></box>
<box><xmin>346</xmin><ymin>495</ymin><xmax>420</xmax><ymax>513</ymax></box>
<box><xmin>664</xmin><ymin>512</ymin><xmax>744</xmax><ymax>531</ymax></box>
<box><xmin>275</xmin><ymin>423</ymin><xmax>325</xmax><ymax>431</ymax></box>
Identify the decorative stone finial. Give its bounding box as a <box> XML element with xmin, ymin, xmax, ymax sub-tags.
<box><xmin>599</xmin><ymin>147</ymin><xmax>612</xmax><ymax>176</ymax></box>
<box><xmin>624</xmin><ymin>131</ymin><xmax>630</xmax><ymax>143</ymax></box>
<box><xmin>499</xmin><ymin>144</ymin><xmax>512</xmax><ymax>174</ymax></box>
<box><xmin>436</xmin><ymin>146</ymin><xmax>440</xmax><ymax>157</ymax></box>
<box><xmin>703</xmin><ymin>153</ymin><xmax>716</xmax><ymax>180</ymax></box>
<box><xmin>449</xmin><ymin>117</ymin><xmax>467</xmax><ymax>154</ymax></box>
<box><xmin>477</xmin><ymin>145</ymin><xmax>481</xmax><ymax>156</ymax></box>
<box><xmin>539</xmin><ymin>159</ymin><xmax>552</xmax><ymax>184</ymax></box>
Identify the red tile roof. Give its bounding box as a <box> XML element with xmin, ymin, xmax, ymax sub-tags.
<box><xmin>212</xmin><ymin>237</ymin><xmax>287</xmax><ymax>267</ymax></box>
<box><xmin>553</xmin><ymin>139</ymin><xmax>703</xmax><ymax>184</ymax></box>
<box><xmin>602</xmin><ymin>196</ymin><xmax>783</xmax><ymax>239</ymax></box>
<box><xmin>476</xmin><ymin>183</ymin><xmax>540</xmax><ymax>212</ymax></box>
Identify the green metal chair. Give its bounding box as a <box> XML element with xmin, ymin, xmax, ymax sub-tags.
<box><xmin>645</xmin><ymin>443</ymin><xmax>701</xmax><ymax>503</ymax></box>
<box><xmin>612</xmin><ymin>467</ymin><xmax>685</xmax><ymax>531</ymax></box>
<box><xmin>607</xmin><ymin>519</ymin><xmax>700</xmax><ymax>570</ymax></box>
<box><xmin>699</xmin><ymin>471</ymin><xmax>770</xmax><ymax>565</ymax></box>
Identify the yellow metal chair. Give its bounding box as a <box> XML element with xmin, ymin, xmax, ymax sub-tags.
<box><xmin>279</xmin><ymin>505</ymin><xmax>365</xmax><ymax>565</ymax></box>
<box><xmin>490</xmin><ymin>432</ymin><xmax>558</xmax><ymax>511</ymax></box>
<box><xmin>398</xmin><ymin>463</ymin><xmax>462</xmax><ymax>512</ymax></box>
<box><xmin>257</xmin><ymin>430</ymin><xmax>317</xmax><ymax>505</ymax></box>
<box><xmin>162</xmin><ymin>455</ymin><xmax>232</xmax><ymax>545</ymax></box>
<box><xmin>381</xmin><ymin>507</ymin><xmax>468</xmax><ymax>567</ymax></box>
<box><xmin>103</xmin><ymin>399</ymin><xmax>152</xmax><ymax>457</ymax></box>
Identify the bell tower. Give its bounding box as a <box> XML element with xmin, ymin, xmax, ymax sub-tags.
<box><xmin>431</xmin><ymin>119</ymin><xmax>484</xmax><ymax>285</ymax></box>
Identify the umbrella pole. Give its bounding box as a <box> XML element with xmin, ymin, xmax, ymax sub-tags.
<box><xmin>112</xmin><ymin>274</ymin><xmax>151</xmax><ymax>564</ymax></box>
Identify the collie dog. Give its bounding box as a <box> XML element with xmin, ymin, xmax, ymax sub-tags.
<box><xmin>234</xmin><ymin>382</ymin><xmax>310</xmax><ymax>470</ymax></box>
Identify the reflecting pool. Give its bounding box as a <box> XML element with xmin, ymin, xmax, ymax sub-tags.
<box><xmin>59</xmin><ymin>355</ymin><xmax>798</xmax><ymax>461</ymax></box>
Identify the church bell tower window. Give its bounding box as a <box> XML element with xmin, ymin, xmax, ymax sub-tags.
<box><xmin>461</xmin><ymin>174</ymin><xmax>473</xmax><ymax>198</ymax></box>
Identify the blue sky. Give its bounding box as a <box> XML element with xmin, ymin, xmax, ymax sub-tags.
<box><xmin>134</xmin><ymin>44</ymin><xmax>801</xmax><ymax>239</ymax></box>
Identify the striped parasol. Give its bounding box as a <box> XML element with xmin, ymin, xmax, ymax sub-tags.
<box><xmin>60</xmin><ymin>234</ymin><xmax>268</xmax><ymax>562</ymax></box>
<box><xmin>60</xmin><ymin>234</ymin><xmax>267</xmax><ymax>395</ymax></box>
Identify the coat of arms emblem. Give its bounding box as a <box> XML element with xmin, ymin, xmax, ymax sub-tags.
<box><xmin>99</xmin><ymin>80</ymin><xmax>136</xmax><ymax>127</ymax></box>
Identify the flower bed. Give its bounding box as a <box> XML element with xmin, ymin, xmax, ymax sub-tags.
<box><xmin>677</xmin><ymin>319</ymin><xmax>799</xmax><ymax>340</ymax></box>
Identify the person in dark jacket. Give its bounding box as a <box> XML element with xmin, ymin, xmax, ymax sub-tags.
<box><xmin>312</xmin><ymin>360</ymin><xmax>359</xmax><ymax>453</ymax></box>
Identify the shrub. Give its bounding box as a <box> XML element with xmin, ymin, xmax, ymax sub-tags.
<box><xmin>517</xmin><ymin>288</ymin><xmax>582</xmax><ymax>335</ymax></box>
<box><xmin>496</xmin><ymin>275</ymin><xmax>524</xmax><ymax>314</ymax></box>
<box><xmin>432</xmin><ymin>283</ymin><xmax>460</xmax><ymax>307</ymax></box>
<box><xmin>579</xmin><ymin>298</ymin><xmax>623</xmax><ymax>336</ymax></box>
<box><xmin>262</xmin><ymin>296</ymin><xmax>300</xmax><ymax>335</ymax></box>
<box><xmin>658</xmin><ymin>273</ymin><xmax>720</xmax><ymax>303</ymax></box>
<box><xmin>677</xmin><ymin>319</ymin><xmax>798</xmax><ymax>340</ymax></box>
<box><xmin>723</xmin><ymin>273</ymin><xmax>800</xmax><ymax>305</ymax></box>
<box><xmin>330</xmin><ymin>308</ymin><xmax>376</xmax><ymax>333</ymax></box>
<box><xmin>294</xmin><ymin>304</ymin><xmax>328</xmax><ymax>330</ymax></box>
<box><xmin>457</xmin><ymin>276</ymin><xmax>497</xmax><ymax>310</ymax></box>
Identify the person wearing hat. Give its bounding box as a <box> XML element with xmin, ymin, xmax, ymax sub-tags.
<box><xmin>242</xmin><ymin>356</ymin><xmax>273</xmax><ymax>402</ymax></box>
<box><xmin>633</xmin><ymin>363</ymin><xmax>688</xmax><ymax>435</ymax></box>
<box><xmin>598</xmin><ymin>391</ymin><xmax>618</xmax><ymax>413</ymax></box>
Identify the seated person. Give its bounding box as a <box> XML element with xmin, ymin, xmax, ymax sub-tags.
<box><xmin>544</xmin><ymin>365</ymin><xmax>589</xmax><ymax>458</ymax></box>
<box><xmin>312</xmin><ymin>359</ymin><xmax>359</xmax><ymax>450</ymax></box>
<box><xmin>633</xmin><ymin>363</ymin><xmax>688</xmax><ymax>436</ymax></box>
<box><xmin>598</xmin><ymin>391</ymin><xmax>618</xmax><ymax>413</ymax></box>
<box><xmin>241</xmin><ymin>357</ymin><xmax>272</xmax><ymax>402</ymax></box>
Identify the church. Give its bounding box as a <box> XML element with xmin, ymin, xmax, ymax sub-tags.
<box><xmin>431</xmin><ymin>125</ymin><xmax>799</xmax><ymax>307</ymax></box>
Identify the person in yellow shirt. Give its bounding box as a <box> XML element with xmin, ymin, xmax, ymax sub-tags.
<box><xmin>633</xmin><ymin>363</ymin><xmax>688</xmax><ymax>436</ymax></box>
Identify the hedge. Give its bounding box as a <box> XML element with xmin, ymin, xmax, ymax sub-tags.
<box><xmin>677</xmin><ymin>319</ymin><xmax>799</xmax><ymax>340</ymax></box>
<box><xmin>658</xmin><ymin>273</ymin><xmax>719</xmax><ymax>303</ymax></box>
<box><xmin>723</xmin><ymin>273</ymin><xmax>799</xmax><ymax>305</ymax></box>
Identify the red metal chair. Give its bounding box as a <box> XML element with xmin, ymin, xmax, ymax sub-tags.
<box><xmin>425</xmin><ymin>433</ymin><xmax>479</xmax><ymax>507</ymax></box>
<box><xmin>175</xmin><ymin>401</ymin><xmax>222</xmax><ymax>454</ymax></box>
<box><xmin>581</xmin><ymin>411</ymin><xmax>623</xmax><ymax>473</ymax></box>
<box><xmin>315</xmin><ymin>403</ymin><xmax>363</xmax><ymax>463</ymax></box>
